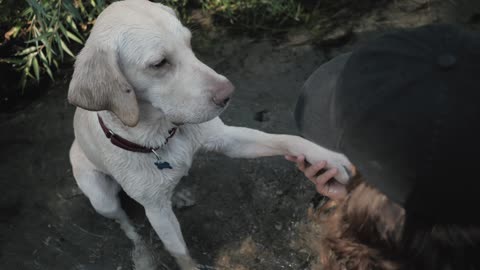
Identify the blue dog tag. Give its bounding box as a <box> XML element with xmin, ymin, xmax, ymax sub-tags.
<box><xmin>151</xmin><ymin>149</ymin><xmax>172</xmax><ymax>170</ymax></box>
<box><xmin>155</xmin><ymin>160</ymin><xmax>173</xmax><ymax>170</ymax></box>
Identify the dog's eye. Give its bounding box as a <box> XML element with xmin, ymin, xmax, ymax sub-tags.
<box><xmin>152</xmin><ymin>59</ymin><xmax>168</xmax><ymax>69</ymax></box>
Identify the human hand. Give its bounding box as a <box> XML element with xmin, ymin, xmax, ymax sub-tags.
<box><xmin>285</xmin><ymin>155</ymin><xmax>348</xmax><ymax>200</ymax></box>
<box><xmin>285</xmin><ymin>138</ymin><xmax>353</xmax><ymax>184</ymax></box>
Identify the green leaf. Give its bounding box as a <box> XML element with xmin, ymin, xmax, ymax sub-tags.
<box><xmin>67</xmin><ymin>16</ymin><xmax>83</xmax><ymax>37</ymax></box>
<box><xmin>37</xmin><ymin>36</ymin><xmax>53</xmax><ymax>60</ymax></box>
<box><xmin>26</xmin><ymin>0</ymin><xmax>47</xmax><ymax>19</ymax></box>
<box><xmin>63</xmin><ymin>0</ymin><xmax>83</xmax><ymax>21</ymax></box>
<box><xmin>60</xmin><ymin>40</ymin><xmax>76</xmax><ymax>58</ymax></box>
<box><xmin>66</xmin><ymin>30</ymin><xmax>83</xmax><ymax>44</ymax></box>
<box><xmin>20</xmin><ymin>72</ymin><xmax>28</xmax><ymax>91</ymax></box>
<box><xmin>15</xmin><ymin>47</ymin><xmax>37</xmax><ymax>56</ymax></box>
<box><xmin>0</xmin><ymin>58</ymin><xmax>25</xmax><ymax>65</ymax></box>
<box><xmin>54</xmin><ymin>34</ymin><xmax>64</xmax><ymax>60</ymax></box>
<box><xmin>46</xmin><ymin>42</ymin><xmax>53</xmax><ymax>64</ymax></box>
<box><xmin>58</xmin><ymin>22</ymin><xmax>69</xmax><ymax>39</ymax></box>
<box><xmin>27</xmin><ymin>72</ymin><xmax>36</xmax><ymax>80</ymax></box>
<box><xmin>21</xmin><ymin>6</ymin><xmax>34</xmax><ymax>17</ymax></box>
<box><xmin>87</xmin><ymin>8</ymin><xmax>97</xmax><ymax>21</ymax></box>
<box><xmin>96</xmin><ymin>0</ymin><xmax>105</xmax><ymax>9</ymax></box>
<box><xmin>77</xmin><ymin>1</ymin><xmax>86</xmax><ymax>14</ymax></box>
<box><xmin>32</xmin><ymin>56</ymin><xmax>40</xmax><ymax>82</ymax></box>
<box><xmin>25</xmin><ymin>32</ymin><xmax>54</xmax><ymax>44</ymax></box>
<box><xmin>38</xmin><ymin>50</ymin><xmax>48</xmax><ymax>64</ymax></box>
<box><xmin>52</xmin><ymin>59</ymin><xmax>59</xmax><ymax>69</ymax></box>
<box><xmin>43</xmin><ymin>62</ymin><xmax>55</xmax><ymax>81</ymax></box>
<box><xmin>26</xmin><ymin>53</ymin><xmax>34</xmax><ymax>69</ymax></box>
<box><xmin>20</xmin><ymin>55</ymin><xmax>33</xmax><ymax>90</ymax></box>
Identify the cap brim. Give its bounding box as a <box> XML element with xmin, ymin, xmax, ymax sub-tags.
<box><xmin>294</xmin><ymin>52</ymin><xmax>351</xmax><ymax>150</ymax></box>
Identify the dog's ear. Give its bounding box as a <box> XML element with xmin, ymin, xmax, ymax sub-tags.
<box><xmin>68</xmin><ymin>46</ymin><xmax>139</xmax><ymax>127</ymax></box>
<box><xmin>159</xmin><ymin>5</ymin><xmax>178</xmax><ymax>17</ymax></box>
<box><xmin>149</xmin><ymin>1</ymin><xmax>177</xmax><ymax>17</ymax></box>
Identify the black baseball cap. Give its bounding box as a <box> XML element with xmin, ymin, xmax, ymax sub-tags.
<box><xmin>295</xmin><ymin>24</ymin><xmax>480</xmax><ymax>225</ymax></box>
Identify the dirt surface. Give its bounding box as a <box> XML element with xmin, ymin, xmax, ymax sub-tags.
<box><xmin>1</xmin><ymin>1</ymin><xmax>479</xmax><ymax>270</ymax></box>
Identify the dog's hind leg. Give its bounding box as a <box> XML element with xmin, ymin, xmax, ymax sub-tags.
<box><xmin>69</xmin><ymin>140</ymin><xmax>156</xmax><ymax>270</ymax></box>
<box><xmin>70</xmin><ymin>140</ymin><xmax>138</xmax><ymax>239</ymax></box>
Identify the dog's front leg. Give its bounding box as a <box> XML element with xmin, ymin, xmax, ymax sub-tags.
<box><xmin>202</xmin><ymin>118</ymin><xmax>353</xmax><ymax>183</ymax></box>
<box><xmin>144</xmin><ymin>204</ymin><xmax>198</xmax><ymax>270</ymax></box>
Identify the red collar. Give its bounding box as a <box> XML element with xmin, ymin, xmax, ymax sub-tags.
<box><xmin>98</xmin><ymin>115</ymin><xmax>177</xmax><ymax>153</ymax></box>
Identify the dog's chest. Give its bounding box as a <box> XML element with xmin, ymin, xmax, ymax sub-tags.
<box><xmin>110</xmin><ymin>142</ymin><xmax>195</xmax><ymax>202</ymax></box>
<box><xmin>116</xmin><ymin>131</ymin><xmax>197</xmax><ymax>179</ymax></box>
<box><xmin>153</xmin><ymin>136</ymin><xmax>196</xmax><ymax>176</ymax></box>
<box><xmin>103</xmin><ymin>126</ymin><xmax>205</xmax><ymax>202</ymax></box>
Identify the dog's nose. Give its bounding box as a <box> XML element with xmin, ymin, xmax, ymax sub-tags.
<box><xmin>212</xmin><ymin>80</ymin><xmax>235</xmax><ymax>107</ymax></box>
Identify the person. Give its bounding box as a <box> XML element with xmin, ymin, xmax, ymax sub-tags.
<box><xmin>285</xmin><ymin>24</ymin><xmax>480</xmax><ymax>270</ymax></box>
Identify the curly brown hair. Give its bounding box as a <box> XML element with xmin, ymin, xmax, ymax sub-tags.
<box><xmin>306</xmin><ymin>176</ymin><xmax>480</xmax><ymax>270</ymax></box>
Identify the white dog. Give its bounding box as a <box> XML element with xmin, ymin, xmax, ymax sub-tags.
<box><xmin>68</xmin><ymin>0</ymin><xmax>352</xmax><ymax>269</ymax></box>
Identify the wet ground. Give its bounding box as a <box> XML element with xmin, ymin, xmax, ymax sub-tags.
<box><xmin>1</xmin><ymin>1</ymin><xmax>480</xmax><ymax>270</ymax></box>
<box><xmin>0</xmin><ymin>35</ymin><xmax>327</xmax><ymax>270</ymax></box>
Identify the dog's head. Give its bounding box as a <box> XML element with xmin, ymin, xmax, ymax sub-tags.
<box><xmin>68</xmin><ymin>0</ymin><xmax>234</xmax><ymax>127</ymax></box>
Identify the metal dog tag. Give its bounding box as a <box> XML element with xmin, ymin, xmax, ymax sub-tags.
<box><xmin>152</xmin><ymin>149</ymin><xmax>173</xmax><ymax>170</ymax></box>
<box><xmin>154</xmin><ymin>160</ymin><xmax>173</xmax><ymax>170</ymax></box>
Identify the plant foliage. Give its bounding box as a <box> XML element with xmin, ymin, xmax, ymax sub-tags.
<box><xmin>0</xmin><ymin>0</ymin><xmax>109</xmax><ymax>90</ymax></box>
<box><xmin>0</xmin><ymin>0</ymin><xmax>308</xmax><ymax>90</ymax></box>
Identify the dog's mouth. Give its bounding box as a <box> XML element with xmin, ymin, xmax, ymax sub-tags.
<box><xmin>167</xmin><ymin>103</ymin><xmax>228</xmax><ymax>126</ymax></box>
